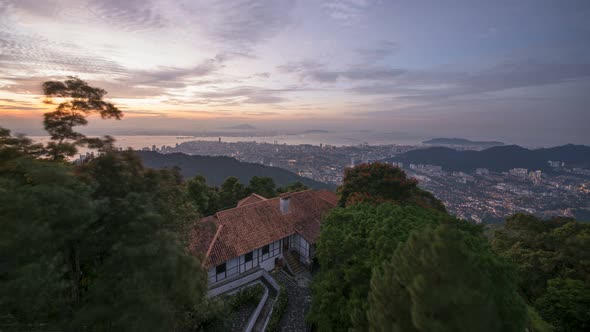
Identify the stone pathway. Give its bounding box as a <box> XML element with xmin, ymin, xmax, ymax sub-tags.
<box><xmin>274</xmin><ymin>271</ymin><xmax>312</xmax><ymax>332</ymax></box>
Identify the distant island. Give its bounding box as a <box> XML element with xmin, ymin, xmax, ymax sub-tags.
<box><xmin>303</xmin><ymin>129</ymin><xmax>330</xmax><ymax>134</ymax></box>
<box><xmin>221</xmin><ymin>124</ymin><xmax>257</xmax><ymax>130</ymax></box>
<box><xmin>384</xmin><ymin>144</ymin><xmax>590</xmax><ymax>172</ymax></box>
<box><xmin>423</xmin><ymin>138</ymin><xmax>505</xmax><ymax>147</ymax></box>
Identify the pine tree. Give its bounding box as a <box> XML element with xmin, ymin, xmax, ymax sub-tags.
<box><xmin>368</xmin><ymin>223</ymin><xmax>527</xmax><ymax>332</ymax></box>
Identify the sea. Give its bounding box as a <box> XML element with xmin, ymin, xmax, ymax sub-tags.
<box><xmin>30</xmin><ymin>132</ymin><xmax>425</xmax><ymax>155</ymax></box>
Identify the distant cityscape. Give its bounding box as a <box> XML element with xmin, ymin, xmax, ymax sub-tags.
<box><xmin>129</xmin><ymin>139</ymin><xmax>590</xmax><ymax>223</ymax></box>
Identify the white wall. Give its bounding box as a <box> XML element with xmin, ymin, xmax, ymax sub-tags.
<box><xmin>209</xmin><ymin>239</ymin><xmax>283</xmax><ymax>285</ymax></box>
<box><xmin>290</xmin><ymin>234</ymin><xmax>311</xmax><ymax>263</ymax></box>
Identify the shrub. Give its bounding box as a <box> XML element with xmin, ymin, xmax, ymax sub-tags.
<box><xmin>266</xmin><ymin>283</ymin><xmax>288</xmax><ymax>332</ymax></box>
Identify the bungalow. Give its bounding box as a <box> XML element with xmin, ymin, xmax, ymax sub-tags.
<box><xmin>189</xmin><ymin>190</ymin><xmax>338</xmax><ymax>287</ymax></box>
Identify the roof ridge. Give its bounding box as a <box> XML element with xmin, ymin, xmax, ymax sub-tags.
<box><xmin>203</xmin><ymin>224</ymin><xmax>223</xmax><ymax>267</ymax></box>
<box><xmin>236</xmin><ymin>193</ymin><xmax>268</xmax><ymax>207</ymax></box>
<box><xmin>218</xmin><ymin>189</ymin><xmax>314</xmax><ymax>215</ymax></box>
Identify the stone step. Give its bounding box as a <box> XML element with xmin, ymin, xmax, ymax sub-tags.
<box><xmin>284</xmin><ymin>252</ymin><xmax>305</xmax><ymax>275</ymax></box>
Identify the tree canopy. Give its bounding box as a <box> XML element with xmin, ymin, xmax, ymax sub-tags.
<box><xmin>308</xmin><ymin>203</ymin><xmax>455</xmax><ymax>331</ymax></box>
<box><xmin>492</xmin><ymin>213</ymin><xmax>590</xmax><ymax>331</ymax></box>
<box><xmin>0</xmin><ymin>81</ymin><xmax>211</xmax><ymax>331</ymax></box>
<box><xmin>42</xmin><ymin>77</ymin><xmax>122</xmax><ymax>160</ymax></box>
<box><xmin>368</xmin><ymin>223</ymin><xmax>527</xmax><ymax>332</ymax></box>
<box><xmin>338</xmin><ymin>162</ymin><xmax>446</xmax><ymax>212</ymax></box>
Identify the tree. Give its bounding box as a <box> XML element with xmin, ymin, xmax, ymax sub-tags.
<box><xmin>1</xmin><ymin>80</ymin><xmax>212</xmax><ymax>331</ymax></box>
<box><xmin>0</xmin><ymin>127</ymin><xmax>45</xmax><ymax>159</ymax></box>
<box><xmin>187</xmin><ymin>175</ymin><xmax>211</xmax><ymax>214</ymax></box>
<box><xmin>277</xmin><ymin>181</ymin><xmax>309</xmax><ymax>193</ymax></box>
<box><xmin>534</xmin><ymin>278</ymin><xmax>590</xmax><ymax>332</ymax></box>
<box><xmin>0</xmin><ymin>155</ymin><xmax>96</xmax><ymax>328</ymax></box>
<box><xmin>367</xmin><ymin>223</ymin><xmax>527</xmax><ymax>332</ymax></box>
<box><xmin>218</xmin><ymin>176</ymin><xmax>246</xmax><ymax>209</ymax></box>
<box><xmin>246</xmin><ymin>176</ymin><xmax>277</xmax><ymax>198</ymax></box>
<box><xmin>308</xmin><ymin>203</ymin><xmax>454</xmax><ymax>331</ymax></box>
<box><xmin>492</xmin><ymin>214</ymin><xmax>590</xmax><ymax>331</ymax></box>
<box><xmin>338</xmin><ymin>162</ymin><xmax>446</xmax><ymax>212</ymax></box>
<box><xmin>42</xmin><ymin>77</ymin><xmax>122</xmax><ymax>160</ymax></box>
<box><xmin>72</xmin><ymin>150</ymin><xmax>208</xmax><ymax>331</ymax></box>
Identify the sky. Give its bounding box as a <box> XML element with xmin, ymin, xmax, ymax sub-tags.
<box><xmin>1</xmin><ymin>0</ymin><xmax>589</xmax><ymax>146</ymax></box>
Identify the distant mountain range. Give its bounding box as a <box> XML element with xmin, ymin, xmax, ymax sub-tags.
<box><xmin>303</xmin><ymin>129</ymin><xmax>330</xmax><ymax>134</ymax></box>
<box><xmin>221</xmin><ymin>124</ymin><xmax>257</xmax><ymax>130</ymax></box>
<box><xmin>384</xmin><ymin>144</ymin><xmax>590</xmax><ymax>172</ymax></box>
<box><xmin>137</xmin><ymin>151</ymin><xmax>335</xmax><ymax>189</ymax></box>
<box><xmin>423</xmin><ymin>138</ymin><xmax>505</xmax><ymax>147</ymax></box>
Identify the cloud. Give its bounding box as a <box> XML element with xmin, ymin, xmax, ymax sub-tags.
<box><xmin>186</xmin><ymin>0</ymin><xmax>295</xmax><ymax>52</ymax></box>
<box><xmin>278</xmin><ymin>60</ymin><xmax>406</xmax><ymax>83</ymax></box>
<box><xmin>350</xmin><ymin>61</ymin><xmax>590</xmax><ymax>99</ymax></box>
<box><xmin>243</xmin><ymin>111</ymin><xmax>279</xmax><ymax>116</ymax></box>
<box><xmin>0</xmin><ymin>104</ymin><xmax>44</xmax><ymax>111</ymax></box>
<box><xmin>324</xmin><ymin>0</ymin><xmax>373</xmax><ymax>24</ymax></box>
<box><xmin>89</xmin><ymin>0</ymin><xmax>167</xmax><ymax>32</ymax></box>
<box><xmin>195</xmin><ymin>86</ymin><xmax>290</xmax><ymax>105</ymax></box>
<box><xmin>356</xmin><ymin>41</ymin><xmax>400</xmax><ymax>63</ymax></box>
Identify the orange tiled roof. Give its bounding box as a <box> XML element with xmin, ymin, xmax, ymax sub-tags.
<box><xmin>237</xmin><ymin>193</ymin><xmax>267</xmax><ymax>207</ymax></box>
<box><xmin>189</xmin><ymin>190</ymin><xmax>338</xmax><ymax>268</ymax></box>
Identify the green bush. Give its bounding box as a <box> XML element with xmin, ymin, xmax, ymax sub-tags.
<box><xmin>225</xmin><ymin>284</ymin><xmax>265</xmax><ymax>310</ymax></box>
<box><xmin>266</xmin><ymin>283</ymin><xmax>288</xmax><ymax>332</ymax></box>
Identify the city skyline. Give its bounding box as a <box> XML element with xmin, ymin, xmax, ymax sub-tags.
<box><xmin>1</xmin><ymin>0</ymin><xmax>590</xmax><ymax>145</ymax></box>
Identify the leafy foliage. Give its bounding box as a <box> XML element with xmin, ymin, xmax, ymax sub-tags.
<box><xmin>338</xmin><ymin>162</ymin><xmax>446</xmax><ymax>212</ymax></box>
<box><xmin>308</xmin><ymin>203</ymin><xmax>455</xmax><ymax>331</ymax></box>
<box><xmin>185</xmin><ymin>174</ymin><xmax>313</xmax><ymax>215</ymax></box>
<box><xmin>0</xmin><ymin>81</ymin><xmax>211</xmax><ymax>331</ymax></box>
<box><xmin>277</xmin><ymin>181</ymin><xmax>309</xmax><ymax>193</ymax></box>
<box><xmin>137</xmin><ymin>150</ymin><xmax>334</xmax><ymax>190</ymax></box>
<box><xmin>367</xmin><ymin>223</ymin><xmax>527</xmax><ymax>332</ymax></box>
<box><xmin>266</xmin><ymin>283</ymin><xmax>288</xmax><ymax>332</ymax></box>
<box><xmin>246</xmin><ymin>175</ymin><xmax>278</xmax><ymax>198</ymax></box>
<box><xmin>0</xmin><ymin>127</ymin><xmax>45</xmax><ymax>159</ymax></box>
<box><xmin>0</xmin><ymin>156</ymin><xmax>96</xmax><ymax>329</ymax></box>
<box><xmin>41</xmin><ymin>77</ymin><xmax>122</xmax><ymax>160</ymax></box>
<box><xmin>218</xmin><ymin>176</ymin><xmax>247</xmax><ymax>209</ymax></box>
<box><xmin>224</xmin><ymin>284</ymin><xmax>265</xmax><ymax>311</ymax></box>
<box><xmin>534</xmin><ymin>278</ymin><xmax>590</xmax><ymax>332</ymax></box>
<box><xmin>492</xmin><ymin>213</ymin><xmax>590</xmax><ymax>331</ymax></box>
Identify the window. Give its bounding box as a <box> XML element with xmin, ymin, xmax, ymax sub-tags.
<box><xmin>216</xmin><ymin>263</ymin><xmax>226</xmax><ymax>275</ymax></box>
<box><xmin>245</xmin><ymin>252</ymin><xmax>253</xmax><ymax>262</ymax></box>
<box><xmin>262</xmin><ymin>245</ymin><xmax>270</xmax><ymax>255</ymax></box>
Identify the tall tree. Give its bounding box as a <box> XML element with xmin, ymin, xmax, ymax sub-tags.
<box><xmin>367</xmin><ymin>223</ymin><xmax>527</xmax><ymax>332</ymax></box>
<box><xmin>246</xmin><ymin>176</ymin><xmax>277</xmax><ymax>198</ymax></box>
<box><xmin>338</xmin><ymin>162</ymin><xmax>446</xmax><ymax>212</ymax></box>
<box><xmin>308</xmin><ymin>203</ymin><xmax>453</xmax><ymax>331</ymax></box>
<box><xmin>1</xmin><ymin>80</ymin><xmax>212</xmax><ymax>331</ymax></box>
<box><xmin>0</xmin><ymin>154</ymin><xmax>96</xmax><ymax>328</ymax></box>
<box><xmin>218</xmin><ymin>176</ymin><xmax>246</xmax><ymax>209</ymax></box>
<box><xmin>42</xmin><ymin>77</ymin><xmax>122</xmax><ymax>160</ymax></box>
<box><xmin>73</xmin><ymin>150</ymin><xmax>208</xmax><ymax>331</ymax></box>
<box><xmin>187</xmin><ymin>175</ymin><xmax>211</xmax><ymax>214</ymax></box>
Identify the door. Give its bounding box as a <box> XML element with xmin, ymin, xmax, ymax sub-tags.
<box><xmin>282</xmin><ymin>237</ymin><xmax>289</xmax><ymax>252</ymax></box>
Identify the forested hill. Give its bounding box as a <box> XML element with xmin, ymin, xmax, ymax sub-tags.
<box><xmin>137</xmin><ymin>151</ymin><xmax>335</xmax><ymax>189</ymax></box>
<box><xmin>384</xmin><ymin>144</ymin><xmax>590</xmax><ymax>172</ymax></box>
<box><xmin>422</xmin><ymin>138</ymin><xmax>505</xmax><ymax>146</ymax></box>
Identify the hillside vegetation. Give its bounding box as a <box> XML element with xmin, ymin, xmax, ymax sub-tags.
<box><xmin>137</xmin><ymin>150</ymin><xmax>334</xmax><ymax>189</ymax></box>
<box><xmin>385</xmin><ymin>144</ymin><xmax>590</xmax><ymax>172</ymax></box>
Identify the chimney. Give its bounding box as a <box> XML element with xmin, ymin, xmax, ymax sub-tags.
<box><xmin>279</xmin><ymin>193</ymin><xmax>291</xmax><ymax>214</ymax></box>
